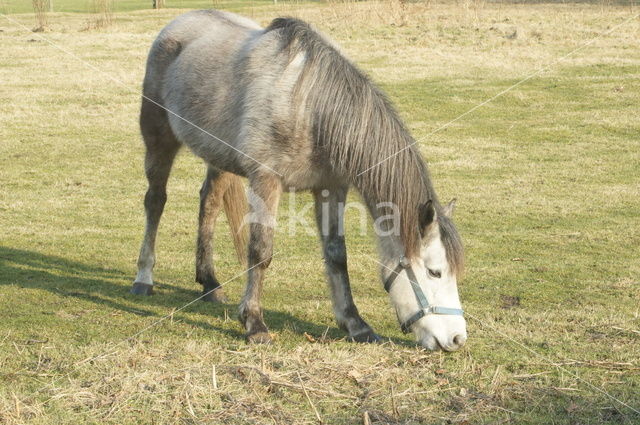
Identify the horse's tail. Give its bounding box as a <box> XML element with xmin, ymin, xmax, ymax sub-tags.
<box><xmin>222</xmin><ymin>174</ymin><xmax>248</xmax><ymax>266</ymax></box>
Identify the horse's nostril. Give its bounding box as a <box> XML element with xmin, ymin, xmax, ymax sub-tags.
<box><xmin>452</xmin><ymin>334</ymin><xmax>467</xmax><ymax>348</ymax></box>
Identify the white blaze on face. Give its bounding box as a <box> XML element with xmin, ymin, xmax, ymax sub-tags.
<box><xmin>387</xmin><ymin>232</ymin><xmax>467</xmax><ymax>351</ymax></box>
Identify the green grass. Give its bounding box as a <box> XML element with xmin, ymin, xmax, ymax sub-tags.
<box><xmin>1</xmin><ymin>1</ymin><xmax>639</xmax><ymax>424</ymax></box>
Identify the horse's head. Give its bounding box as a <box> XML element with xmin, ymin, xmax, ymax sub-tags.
<box><xmin>385</xmin><ymin>199</ymin><xmax>467</xmax><ymax>351</ymax></box>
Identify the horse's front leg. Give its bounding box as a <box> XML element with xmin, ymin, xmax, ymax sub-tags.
<box><xmin>313</xmin><ymin>187</ymin><xmax>380</xmax><ymax>343</ymax></box>
<box><xmin>238</xmin><ymin>173</ymin><xmax>282</xmax><ymax>344</ymax></box>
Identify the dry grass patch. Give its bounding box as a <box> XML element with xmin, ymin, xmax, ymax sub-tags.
<box><xmin>0</xmin><ymin>338</ymin><xmax>543</xmax><ymax>424</ymax></box>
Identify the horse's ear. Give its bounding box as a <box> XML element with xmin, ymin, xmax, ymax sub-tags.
<box><xmin>419</xmin><ymin>200</ymin><xmax>436</xmax><ymax>236</ymax></box>
<box><xmin>443</xmin><ymin>198</ymin><xmax>457</xmax><ymax>218</ymax></box>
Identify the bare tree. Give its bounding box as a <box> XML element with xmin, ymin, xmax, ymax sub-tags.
<box><xmin>32</xmin><ymin>0</ymin><xmax>50</xmax><ymax>32</ymax></box>
<box><xmin>88</xmin><ymin>0</ymin><xmax>113</xmax><ymax>29</ymax></box>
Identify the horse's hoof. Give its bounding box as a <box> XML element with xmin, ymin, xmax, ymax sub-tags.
<box><xmin>246</xmin><ymin>332</ymin><xmax>272</xmax><ymax>344</ymax></box>
<box><xmin>349</xmin><ymin>330</ymin><xmax>382</xmax><ymax>344</ymax></box>
<box><xmin>202</xmin><ymin>288</ymin><xmax>228</xmax><ymax>303</ymax></box>
<box><xmin>130</xmin><ymin>282</ymin><xmax>154</xmax><ymax>296</ymax></box>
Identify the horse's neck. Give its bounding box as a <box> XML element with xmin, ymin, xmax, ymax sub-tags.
<box><xmin>367</xmin><ymin>205</ymin><xmax>410</xmax><ymax>268</ymax></box>
<box><xmin>376</xmin><ymin>234</ymin><xmax>405</xmax><ymax>265</ymax></box>
<box><xmin>359</xmin><ymin>168</ymin><xmax>428</xmax><ymax>265</ymax></box>
<box><xmin>352</xmin><ymin>136</ymin><xmax>431</xmax><ymax>261</ymax></box>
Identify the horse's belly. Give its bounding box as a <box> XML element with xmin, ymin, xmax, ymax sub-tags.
<box><xmin>281</xmin><ymin>168</ymin><xmax>325</xmax><ymax>191</ymax></box>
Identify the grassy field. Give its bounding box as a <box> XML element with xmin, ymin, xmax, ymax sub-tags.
<box><xmin>1</xmin><ymin>1</ymin><xmax>639</xmax><ymax>424</ymax></box>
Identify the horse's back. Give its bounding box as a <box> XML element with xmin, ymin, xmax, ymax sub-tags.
<box><xmin>142</xmin><ymin>10</ymin><xmax>263</xmax><ymax>168</ymax></box>
<box><xmin>144</xmin><ymin>10</ymin><xmax>259</xmax><ymax>102</ymax></box>
<box><xmin>155</xmin><ymin>9</ymin><xmax>260</xmax><ymax>50</ymax></box>
<box><xmin>144</xmin><ymin>10</ymin><xmax>260</xmax><ymax>94</ymax></box>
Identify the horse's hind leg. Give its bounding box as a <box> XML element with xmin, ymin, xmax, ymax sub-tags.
<box><xmin>131</xmin><ymin>99</ymin><xmax>180</xmax><ymax>295</ymax></box>
<box><xmin>313</xmin><ymin>186</ymin><xmax>380</xmax><ymax>343</ymax></box>
<box><xmin>238</xmin><ymin>173</ymin><xmax>282</xmax><ymax>344</ymax></box>
<box><xmin>196</xmin><ymin>167</ymin><xmax>230</xmax><ymax>303</ymax></box>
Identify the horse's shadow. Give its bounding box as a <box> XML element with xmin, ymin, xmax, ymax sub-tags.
<box><xmin>0</xmin><ymin>246</ymin><xmax>413</xmax><ymax>346</ymax></box>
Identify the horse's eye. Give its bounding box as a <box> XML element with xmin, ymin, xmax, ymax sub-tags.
<box><xmin>428</xmin><ymin>268</ymin><xmax>441</xmax><ymax>279</ymax></box>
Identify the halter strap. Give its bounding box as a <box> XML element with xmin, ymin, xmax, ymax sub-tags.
<box><xmin>384</xmin><ymin>256</ymin><xmax>464</xmax><ymax>334</ymax></box>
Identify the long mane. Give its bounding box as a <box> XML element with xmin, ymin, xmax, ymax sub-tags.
<box><xmin>266</xmin><ymin>17</ymin><xmax>462</xmax><ymax>266</ymax></box>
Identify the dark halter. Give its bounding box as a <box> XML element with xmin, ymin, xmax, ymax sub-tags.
<box><xmin>384</xmin><ymin>256</ymin><xmax>464</xmax><ymax>334</ymax></box>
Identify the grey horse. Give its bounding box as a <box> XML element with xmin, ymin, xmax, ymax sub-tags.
<box><xmin>132</xmin><ymin>10</ymin><xmax>467</xmax><ymax>351</ymax></box>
